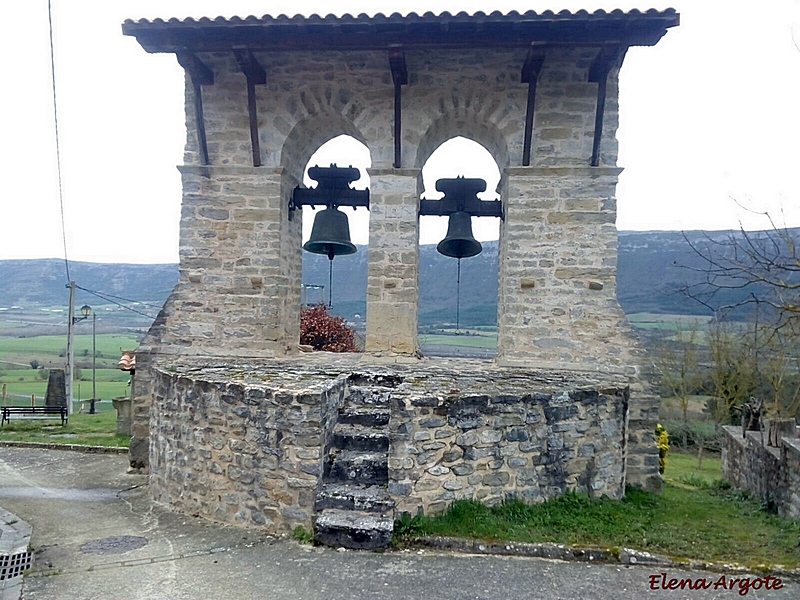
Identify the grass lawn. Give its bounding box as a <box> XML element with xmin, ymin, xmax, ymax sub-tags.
<box><xmin>394</xmin><ymin>451</ymin><xmax>800</xmax><ymax>568</ymax></box>
<box><xmin>0</xmin><ymin>409</ymin><xmax>128</xmax><ymax>447</ymax></box>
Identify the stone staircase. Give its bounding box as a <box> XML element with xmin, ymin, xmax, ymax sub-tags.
<box><xmin>314</xmin><ymin>381</ymin><xmax>396</xmax><ymax>549</ymax></box>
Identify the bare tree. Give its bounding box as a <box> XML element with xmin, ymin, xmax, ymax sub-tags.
<box><xmin>681</xmin><ymin>213</ymin><xmax>800</xmax><ymax>334</ymax></box>
<box><xmin>655</xmin><ymin>319</ymin><xmax>702</xmax><ymax>445</ymax></box>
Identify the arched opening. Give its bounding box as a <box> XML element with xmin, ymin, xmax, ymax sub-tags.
<box><xmin>300</xmin><ymin>134</ymin><xmax>371</xmax><ymax>339</ymax></box>
<box><xmin>418</xmin><ymin>137</ymin><xmax>502</xmax><ymax>358</ymax></box>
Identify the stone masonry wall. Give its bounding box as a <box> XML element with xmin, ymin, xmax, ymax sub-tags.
<box><xmin>149</xmin><ymin>368</ymin><xmax>348</xmax><ymax>530</ymax></box>
<box><xmin>389</xmin><ymin>388</ymin><xmax>629</xmax><ymax>515</ymax></box>
<box><xmin>147</xmin><ymin>362</ymin><xmax>630</xmax><ymax>532</ymax></box>
<box><xmin>721</xmin><ymin>425</ymin><xmax>800</xmax><ymax>518</ymax></box>
<box><xmin>365</xmin><ymin>171</ymin><xmax>420</xmax><ymax>355</ymax></box>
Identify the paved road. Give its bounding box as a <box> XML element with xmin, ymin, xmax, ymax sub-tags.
<box><xmin>0</xmin><ymin>447</ymin><xmax>796</xmax><ymax>600</ymax></box>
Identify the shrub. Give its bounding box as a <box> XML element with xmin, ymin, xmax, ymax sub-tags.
<box><xmin>292</xmin><ymin>526</ymin><xmax>313</xmax><ymax>544</ymax></box>
<box><xmin>29</xmin><ymin>359</ymin><xmax>39</xmax><ymax>369</ymax></box>
<box><xmin>655</xmin><ymin>423</ymin><xmax>669</xmax><ymax>475</ymax></box>
<box><xmin>300</xmin><ymin>304</ymin><xmax>358</xmax><ymax>352</ymax></box>
<box><xmin>37</xmin><ymin>368</ymin><xmax>49</xmax><ymax>380</ymax></box>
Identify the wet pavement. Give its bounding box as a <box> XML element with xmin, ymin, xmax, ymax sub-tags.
<box><xmin>0</xmin><ymin>446</ymin><xmax>798</xmax><ymax>600</ymax></box>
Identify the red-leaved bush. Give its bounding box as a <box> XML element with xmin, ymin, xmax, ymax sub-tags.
<box><xmin>300</xmin><ymin>304</ymin><xmax>358</xmax><ymax>352</ymax></box>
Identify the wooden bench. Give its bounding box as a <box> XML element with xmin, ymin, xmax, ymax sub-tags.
<box><xmin>1</xmin><ymin>406</ymin><xmax>68</xmax><ymax>426</ymax></box>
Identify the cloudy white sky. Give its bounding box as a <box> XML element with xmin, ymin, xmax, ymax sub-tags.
<box><xmin>1</xmin><ymin>0</ymin><xmax>798</xmax><ymax>264</ymax></box>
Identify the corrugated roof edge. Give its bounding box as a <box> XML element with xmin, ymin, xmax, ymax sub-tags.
<box><xmin>122</xmin><ymin>8</ymin><xmax>679</xmax><ymax>28</ymax></box>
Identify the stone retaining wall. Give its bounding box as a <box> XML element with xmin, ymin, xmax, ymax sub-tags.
<box><xmin>148</xmin><ymin>361</ymin><xmax>631</xmax><ymax>532</ymax></box>
<box><xmin>389</xmin><ymin>388</ymin><xmax>628</xmax><ymax>515</ymax></box>
<box><xmin>149</xmin><ymin>369</ymin><xmax>347</xmax><ymax>529</ymax></box>
<box><xmin>721</xmin><ymin>425</ymin><xmax>800</xmax><ymax>518</ymax></box>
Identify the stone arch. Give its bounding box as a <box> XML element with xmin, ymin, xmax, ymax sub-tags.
<box><xmin>413</xmin><ymin>103</ymin><xmax>514</xmax><ymax>173</ymax></box>
<box><xmin>417</xmin><ymin>136</ymin><xmax>503</xmax><ymax>348</ymax></box>
<box><xmin>280</xmin><ymin>109</ymin><xmax>369</xmax><ymax>184</ymax></box>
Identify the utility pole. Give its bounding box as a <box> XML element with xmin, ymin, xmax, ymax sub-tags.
<box><xmin>91</xmin><ymin>310</ymin><xmax>97</xmax><ymax>414</ymax></box>
<box><xmin>65</xmin><ymin>281</ymin><xmax>76</xmax><ymax>416</ymax></box>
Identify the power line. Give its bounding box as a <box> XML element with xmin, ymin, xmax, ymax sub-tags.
<box><xmin>75</xmin><ymin>286</ymin><xmax>158</xmax><ymax>320</ymax></box>
<box><xmin>75</xmin><ymin>288</ymin><xmax>163</xmax><ymax>310</ymax></box>
<box><xmin>47</xmin><ymin>0</ymin><xmax>70</xmax><ymax>283</ymax></box>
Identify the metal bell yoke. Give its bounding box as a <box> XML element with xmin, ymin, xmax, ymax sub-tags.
<box><xmin>419</xmin><ymin>176</ymin><xmax>503</xmax><ymax>259</ymax></box>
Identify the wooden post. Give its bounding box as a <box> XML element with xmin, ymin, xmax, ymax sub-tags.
<box><xmin>31</xmin><ymin>393</ymin><xmax>35</xmax><ymax>407</ymax></box>
<box><xmin>2</xmin><ymin>383</ymin><xmax>6</xmax><ymax>407</ymax></box>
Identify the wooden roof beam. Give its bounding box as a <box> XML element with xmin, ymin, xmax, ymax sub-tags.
<box><xmin>389</xmin><ymin>46</ymin><xmax>408</xmax><ymax>169</ymax></box>
<box><xmin>588</xmin><ymin>44</ymin><xmax>625</xmax><ymax>167</ymax></box>
<box><xmin>233</xmin><ymin>48</ymin><xmax>267</xmax><ymax>167</ymax></box>
<box><xmin>521</xmin><ymin>44</ymin><xmax>547</xmax><ymax>166</ymax></box>
<box><xmin>176</xmin><ymin>51</ymin><xmax>213</xmax><ymax>165</ymax></box>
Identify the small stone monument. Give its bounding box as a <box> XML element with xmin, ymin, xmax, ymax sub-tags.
<box><xmin>44</xmin><ymin>369</ymin><xmax>67</xmax><ymax>408</ymax></box>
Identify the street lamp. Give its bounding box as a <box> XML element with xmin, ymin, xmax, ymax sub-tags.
<box><xmin>74</xmin><ymin>304</ymin><xmax>91</xmax><ymax>324</ymax></box>
<box><xmin>80</xmin><ymin>305</ymin><xmax>98</xmax><ymax>414</ymax></box>
<box><xmin>73</xmin><ymin>304</ymin><xmax>97</xmax><ymax>413</ymax></box>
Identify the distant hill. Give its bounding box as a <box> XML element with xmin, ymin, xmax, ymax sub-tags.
<box><xmin>2</xmin><ymin>228</ymin><xmax>795</xmax><ymax>327</ymax></box>
<box><xmin>0</xmin><ymin>259</ymin><xmax>176</xmax><ymax>309</ymax></box>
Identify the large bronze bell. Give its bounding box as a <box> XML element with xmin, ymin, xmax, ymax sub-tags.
<box><xmin>303</xmin><ymin>207</ymin><xmax>357</xmax><ymax>260</ymax></box>
<box><xmin>437</xmin><ymin>211</ymin><xmax>482</xmax><ymax>259</ymax></box>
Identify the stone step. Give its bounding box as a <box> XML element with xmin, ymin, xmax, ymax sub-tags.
<box><xmin>326</xmin><ymin>450</ymin><xmax>388</xmax><ymax>485</ymax></box>
<box><xmin>316</xmin><ymin>483</ymin><xmax>395</xmax><ymax>514</ymax></box>
<box><xmin>338</xmin><ymin>408</ymin><xmax>391</xmax><ymax>427</ymax></box>
<box><xmin>346</xmin><ymin>386</ymin><xmax>391</xmax><ymax>408</ymax></box>
<box><xmin>333</xmin><ymin>425</ymin><xmax>390</xmax><ymax>452</ymax></box>
<box><xmin>314</xmin><ymin>509</ymin><xmax>394</xmax><ymax>550</ymax></box>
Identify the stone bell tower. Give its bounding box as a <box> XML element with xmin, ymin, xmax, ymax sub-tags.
<box><xmin>123</xmin><ymin>8</ymin><xmax>678</xmax><ymax>544</ymax></box>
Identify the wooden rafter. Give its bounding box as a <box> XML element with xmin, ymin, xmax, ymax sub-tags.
<box><xmin>176</xmin><ymin>51</ymin><xmax>213</xmax><ymax>165</ymax></box>
<box><xmin>520</xmin><ymin>44</ymin><xmax>546</xmax><ymax>167</ymax></box>
<box><xmin>233</xmin><ymin>48</ymin><xmax>267</xmax><ymax>167</ymax></box>
<box><xmin>588</xmin><ymin>44</ymin><xmax>625</xmax><ymax>167</ymax></box>
<box><xmin>389</xmin><ymin>46</ymin><xmax>408</xmax><ymax>169</ymax></box>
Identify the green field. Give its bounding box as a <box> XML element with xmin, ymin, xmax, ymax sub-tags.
<box><xmin>0</xmin><ymin>333</ymin><xmax>139</xmax><ymax>365</ymax></box>
<box><xmin>626</xmin><ymin>313</ymin><xmax>713</xmax><ymax>330</ymax></box>
<box><xmin>0</xmin><ymin>333</ymin><xmax>138</xmax><ymax>402</ymax></box>
<box><xmin>419</xmin><ymin>332</ymin><xmax>497</xmax><ymax>349</ymax></box>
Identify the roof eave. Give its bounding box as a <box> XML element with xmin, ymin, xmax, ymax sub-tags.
<box><xmin>121</xmin><ymin>11</ymin><xmax>679</xmax><ymax>54</ymax></box>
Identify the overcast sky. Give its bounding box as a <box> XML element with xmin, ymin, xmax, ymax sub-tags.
<box><xmin>1</xmin><ymin>0</ymin><xmax>798</xmax><ymax>264</ymax></box>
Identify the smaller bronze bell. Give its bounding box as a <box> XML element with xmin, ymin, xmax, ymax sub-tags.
<box><xmin>437</xmin><ymin>211</ymin><xmax>482</xmax><ymax>259</ymax></box>
<box><xmin>303</xmin><ymin>207</ymin><xmax>357</xmax><ymax>260</ymax></box>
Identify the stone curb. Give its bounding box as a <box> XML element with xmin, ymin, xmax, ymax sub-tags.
<box><xmin>406</xmin><ymin>536</ymin><xmax>800</xmax><ymax>579</ymax></box>
<box><xmin>0</xmin><ymin>441</ymin><xmax>128</xmax><ymax>454</ymax></box>
<box><xmin>0</xmin><ymin>508</ymin><xmax>32</xmax><ymax>600</ymax></box>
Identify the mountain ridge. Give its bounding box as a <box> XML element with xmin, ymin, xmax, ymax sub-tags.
<box><xmin>2</xmin><ymin>228</ymin><xmax>795</xmax><ymax>325</ymax></box>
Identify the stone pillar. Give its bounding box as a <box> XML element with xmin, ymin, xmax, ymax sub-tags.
<box><xmin>168</xmin><ymin>165</ymin><xmax>302</xmax><ymax>356</ymax></box>
<box><xmin>497</xmin><ymin>166</ymin><xmax>628</xmax><ymax>370</ymax></box>
<box><xmin>128</xmin><ymin>165</ymin><xmax>303</xmax><ymax>470</ymax></box>
<box><xmin>496</xmin><ymin>166</ymin><xmax>660</xmax><ymax>491</ymax></box>
<box><xmin>112</xmin><ymin>397</ymin><xmax>133</xmax><ymax>436</ymax></box>
<box><xmin>44</xmin><ymin>369</ymin><xmax>67</xmax><ymax>408</ymax></box>
<box><xmin>365</xmin><ymin>169</ymin><xmax>420</xmax><ymax>355</ymax></box>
